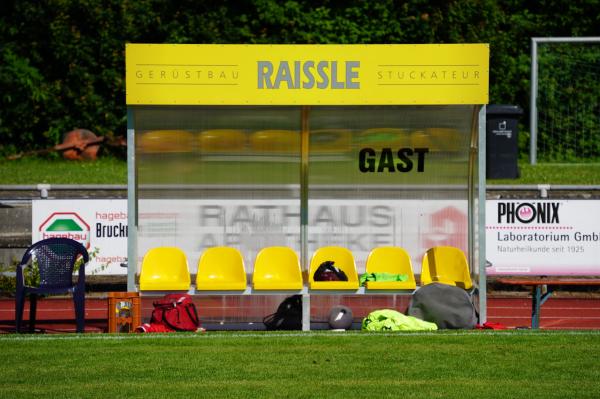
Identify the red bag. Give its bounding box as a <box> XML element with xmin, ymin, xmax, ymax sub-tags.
<box><xmin>143</xmin><ymin>294</ymin><xmax>200</xmax><ymax>332</ymax></box>
<box><xmin>136</xmin><ymin>323</ymin><xmax>174</xmax><ymax>333</ymax></box>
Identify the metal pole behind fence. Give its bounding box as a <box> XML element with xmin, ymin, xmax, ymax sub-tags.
<box><xmin>530</xmin><ymin>37</ymin><xmax>600</xmax><ymax>165</ymax></box>
<box><xmin>530</xmin><ymin>39</ymin><xmax>538</xmax><ymax>165</ymax></box>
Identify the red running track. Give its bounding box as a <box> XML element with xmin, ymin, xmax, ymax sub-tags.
<box><xmin>1</xmin><ymin>295</ymin><xmax>599</xmax><ymax>333</ymax></box>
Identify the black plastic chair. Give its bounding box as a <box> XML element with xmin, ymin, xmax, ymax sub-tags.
<box><xmin>15</xmin><ymin>238</ymin><xmax>89</xmax><ymax>333</ymax></box>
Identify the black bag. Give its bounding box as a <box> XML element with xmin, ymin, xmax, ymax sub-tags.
<box><xmin>407</xmin><ymin>283</ymin><xmax>477</xmax><ymax>329</ymax></box>
<box><xmin>313</xmin><ymin>261</ymin><xmax>348</xmax><ymax>281</ymax></box>
<box><xmin>263</xmin><ymin>295</ymin><xmax>303</xmax><ymax>330</ymax></box>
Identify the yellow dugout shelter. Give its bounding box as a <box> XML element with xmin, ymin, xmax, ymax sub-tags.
<box><xmin>126</xmin><ymin>44</ymin><xmax>489</xmax><ymax>329</ymax></box>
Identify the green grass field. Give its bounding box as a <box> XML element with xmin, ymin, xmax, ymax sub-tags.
<box><xmin>1</xmin><ymin>157</ymin><xmax>600</xmax><ymax>185</ymax></box>
<box><xmin>0</xmin><ymin>157</ymin><xmax>127</xmax><ymax>185</ymax></box>
<box><xmin>1</xmin><ymin>330</ymin><xmax>599</xmax><ymax>398</ymax></box>
<box><xmin>489</xmin><ymin>162</ymin><xmax>600</xmax><ymax>185</ymax></box>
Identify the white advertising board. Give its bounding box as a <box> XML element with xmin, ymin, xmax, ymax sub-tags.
<box><xmin>32</xmin><ymin>198</ymin><xmax>469</xmax><ymax>276</ymax></box>
<box><xmin>486</xmin><ymin>200</ymin><xmax>600</xmax><ymax>275</ymax></box>
<box><xmin>31</xmin><ymin>198</ymin><xmax>600</xmax><ymax>277</ymax></box>
<box><xmin>32</xmin><ymin>200</ymin><xmax>128</xmax><ymax>275</ymax></box>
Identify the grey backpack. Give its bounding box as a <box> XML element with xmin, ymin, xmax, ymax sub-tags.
<box><xmin>407</xmin><ymin>283</ymin><xmax>477</xmax><ymax>329</ymax></box>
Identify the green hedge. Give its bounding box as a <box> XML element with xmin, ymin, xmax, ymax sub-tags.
<box><xmin>1</xmin><ymin>0</ymin><xmax>599</xmax><ymax>157</ymax></box>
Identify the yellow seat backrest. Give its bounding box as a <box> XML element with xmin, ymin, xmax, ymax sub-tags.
<box><xmin>308</xmin><ymin>246</ymin><xmax>359</xmax><ymax>289</ymax></box>
<box><xmin>426</xmin><ymin>128</ymin><xmax>462</xmax><ymax>152</ymax></box>
<box><xmin>139</xmin><ymin>247</ymin><xmax>191</xmax><ymax>291</ymax></box>
<box><xmin>420</xmin><ymin>246</ymin><xmax>472</xmax><ymax>290</ymax></box>
<box><xmin>365</xmin><ymin>247</ymin><xmax>416</xmax><ymax>289</ymax></box>
<box><xmin>197</xmin><ymin>129</ymin><xmax>246</xmax><ymax>153</ymax></box>
<box><xmin>196</xmin><ymin>247</ymin><xmax>247</xmax><ymax>290</ymax></box>
<box><xmin>253</xmin><ymin>247</ymin><xmax>303</xmax><ymax>290</ymax></box>
<box><xmin>139</xmin><ymin>130</ymin><xmax>195</xmax><ymax>154</ymax></box>
<box><xmin>249</xmin><ymin>130</ymin><xmax>300</xmax><ymax>153</ymax></box>
<box><xmin>410</xmin><ymin>130</ymin><xmax>438</xmax><ymax>152</ymax></box>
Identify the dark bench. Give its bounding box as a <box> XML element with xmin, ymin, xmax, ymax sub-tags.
<box><xmin>496</xmin><ymin>278</ymin><xmax>600</xmax><ymax>329</ymax></box>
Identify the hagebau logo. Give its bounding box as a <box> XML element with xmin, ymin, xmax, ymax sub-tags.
<box><xmin>39</xmin><ymin>212</ymin><xmax>90</xmax><ymax>248</ymax></box>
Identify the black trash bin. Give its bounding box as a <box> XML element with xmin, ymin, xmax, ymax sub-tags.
<box><xmin>486</xmin><ymin>104</ymin><xmax>523</xmax><ymax>179</ymax></box>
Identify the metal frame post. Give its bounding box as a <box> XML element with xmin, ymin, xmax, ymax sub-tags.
<box><xmin>302</xmin><ymin>294</ymin><xmax>311</xmax><ymax>331</ymax></box>
<box><xmin>127</xmin><ymin>109</ymin><xmax>137</xmax><ymax>292</ymax></box>
<box><xmin>478</xmin><ymin>105</ymin><xmax>487</xmax><ymax>323</ymax></box>
<box><xmin>530</xmin><ymin>39</ymin><xmax>538</xmax><ymax>165</ymax></box>
<box><xmin>301</xmin><ymin>106</ymin><xmax>310</xmax><ymax>331</ymax></box>
<box><xmin>469</xmin><ymin>105</ymin><xmax>487</xmax><ymax>323</ymax></box>
<box><xmin>468</xmin><ymin>106</ymin><xmax>478</xmax><ymax>268</ymax></box>
<box><xmin>300</xmin><ymin>107</ymin><xmax>310</xmax><ymax>274</ymax></box>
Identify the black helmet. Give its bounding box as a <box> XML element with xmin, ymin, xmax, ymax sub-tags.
<box><xmin>328</xmin><ymin>305</ymin><xmax>353</xmax><ymax>330</ymax></box>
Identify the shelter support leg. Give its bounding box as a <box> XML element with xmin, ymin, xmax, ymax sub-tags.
<box><xmin>302</xmin><ymin>294</ymin><xmax>310</xmax><ymax>331</ymax></box>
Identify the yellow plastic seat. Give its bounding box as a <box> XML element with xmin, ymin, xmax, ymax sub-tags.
<box><xmin>426</xmin><ymin>128</ymin><xmax>462</xmax><ymax>152</ymax></box>
<box><xmin>139</xmin><ymin>247</ymin><xmax>191</xmax><ymax>291</ymax></box>
<box><xmin>197</xmin><ymin>129</ymin><xmax>246</xmax><ymax>153</ymax></box>
<box><xmin>138</xmin><ymin>130</ymin><xmax>195</xmax><ymax>154</ymax></box>
<box><xmin>196</xmin><ymin>247</ymin><xmax>247</xmax><ymax>290</ymax></box>
<box><xmin>253</xmin><ymin>247</ymin><xmax>303</xmax><ymax>290</ymax></box>
<box><xmin>308</xmin><ymin>246</ymin><xmax>359</xmax><ymax>290</ymax></box>
<box><xmin>249</xmin><ymin>130</ymin><xmax>300</xmax><ymax>153</ymax></box>
<box><xmin>410</xmin><ymin>130</ymin><xmax>438</xmax><ymax>152</ymax></box>
<box><xmin>420</xmin><ymin>246</ymin><xmax>472</xmax><ymax>290</ymax></box>
<box><xmin>365</xmin><ymin>247</ymin><xmax>416</xmax><ymax>290</ymax></box>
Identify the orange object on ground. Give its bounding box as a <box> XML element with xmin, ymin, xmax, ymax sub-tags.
<box><xmin>61</xmin><ymin>129</ymin><xmax>104</xmax><ymax>160</ymax></box>
<box><xmin>107</xmin><ymin>292</ymin><xmax>141</xmax><ymax>333</ymax></box>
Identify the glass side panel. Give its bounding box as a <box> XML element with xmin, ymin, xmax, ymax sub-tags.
<box><xmin>133</xmin><ymin>105</ymin><xmax>478</xmax><ymax>278</ymax></box>
<box><xmin>307</xmin><ymin>105</ymin><xmax>476</xmax><ymax>275</ymax></box>
<box><xmin>134</xmin><ymin>106</ymin><xmax>302</xmax><ymax>273</ymax></box>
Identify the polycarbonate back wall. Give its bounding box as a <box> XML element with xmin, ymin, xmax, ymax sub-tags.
<box><xmin>133</xmin><ymin>105</ymin><xmax>477</xmax><ymax>274</ymax></box>
<box><xmin>134</xmin><ymin>107</ymin><xmax>302</xmax><ymax>273</ymax></box>
<box><xmin>307</xmin><ymin>106</ymin><xmax>476</xmax><ymax>273</ymax></box>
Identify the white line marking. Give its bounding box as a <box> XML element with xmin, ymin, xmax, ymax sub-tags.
<box><xmin>2</xmin><ymin>330</ymin><xmax>600</xmax><ymax>342</ymax></box>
